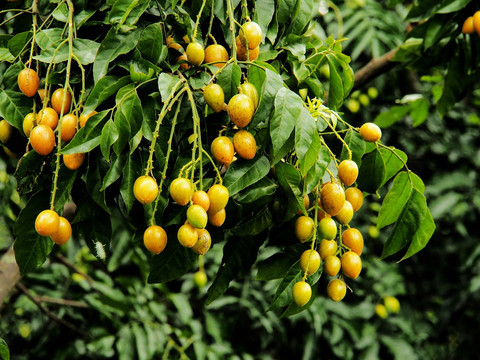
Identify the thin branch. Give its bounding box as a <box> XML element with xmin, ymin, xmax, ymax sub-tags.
<box><xmin>352</xmin><ymin>48</ymin><xmax>398</xmax><ymax>90</ymax></box>
<box><xmin>15</xmin><ymin>283</ymin><xmax>89</xmax><ymax>338</ymax></box>
<box><xmin>35</xmin><ymin>296</ymin><xmax>89</xmax><ymax>308</ymax></box>
<box><xmin>55</xmin><ymin>253</ymin><xmax>94</xmax><ymax>284</ymax></box>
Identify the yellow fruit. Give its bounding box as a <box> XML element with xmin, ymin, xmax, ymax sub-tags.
<box><xmin>50</xmin><ymin>217</ymin><xmax>72</xmax><ymax>245</ymax></box>
<box><xmin>192</xmin><ymin>228</ymin><xmax>211</xmax><ymax>255</ymax></box>
<box><xmin>319</xmin><ymin>239</ymin><xmax>338</xmax><ymax>260</ymax></box>
<box><xmin>133</xmin><ymin>175</ymin><xmax>158</xmax><ymax>205</ymax></box>
<box><xmin>22</xmin><ymin>113</ymin><xmax>36</xmax><ymax>137</ymax></box>
<box><xmin>186</xmin><ymin>42</ymin><xmax>205</xmax><ymax>66</ymax></box>
<box><xmin>233</xmin><ymin>130</ymin><xmax>256</xmax><ymax>160</ymax></box>
<box><xmin>334</xmin><ymin>200</ymin><xmax>354</xmax><ymax>225</ymax></box>
<box><xmin>227</xmin><ymin>93</ymin><xmax>255</xmax><ymax>128</ymax></box>
<box><xmin>327</xmin><ymin>278</ymin><xmax>347</xmax><ymax>302</ymax></box>
<box><xmin>35</xmin><ymin>210</ymin><xmax>60</xmax><ymax>236</ymax></box>
<box><xmin>324</xmin><ymin>255</ymin><xmax>341</xmax><ymax>276</ymax></box>
<box><xmin>193</xmin><ymin>270</ymin><xmax>208</xmax><ymax>288</ymax></box>
<box><xmin>204</xmin><ymin>83</ymin><xmax>225</xmax><ymax>113</ymax></box>
<box><xmin>204</xmin><ymin>44</ymin><xmax>229</xmax><ymax>68</ymax></box>
<box><xmin>359</xmin><ymin>122</ymin><xmax>382</xmax><ymax>142</ymax></box>
<box><xmin>321</xmin><ymin>182</ymin><xmax>345</xmax><ymax>216</ymax></box>
<box><xmin>186</xmin><ymin>204</ymin><xmax>208</xmax><ymax>229</ymax></box>
<box><xmin>384</xmin><ymin>296</ymin><xmax>400</xmax><ymax>313</ymax></box>
<box><xmin>238</xmin><ymin>21</ymin><xmax>262</xmax><ymax>49</ymax></box>
<box><xmin>177</xmin><ymin>223</ymin><xmax>198</xmax><ymax>248</ymax></box>
<box><xmin>345</xmin><ymin>187</ymin><xmax>363</xmax><ymax>212</ymax></box>
<box><xmin>143</xmin><ymin>225</ymin><xmax>168</xmax><ymax>254</ymax></box>
<box><xmin>63</xmin><ymin>153</ymin><xmax>85</xmax><ymax>170</ymax></box>
<box><xmin>300</xmin><ymin>249</ymin><xmax>321</xmax><ymax>276</ymax></box>
<box><xmin>375</xmin><ymin>304</ymin><xmax>388</xmax><ymax>319</ymax></box>
<box><xmin>294</xmin><ymin>216</ymin><xmax>314</xmax><ymax>243</ymax></box>
<box><xmin>192</xmin><ymin>190</ymin><xmax>210</xmax><ymax>211</ymax></box>
<box><xmin>18</xmin><ymin>68</ymin><xmax>40</xmax><ymax>97</ymax></box>
<box><xmin>292</xmin><ymin>281</ymin><xmax>311</xmax><ymax>307</ymax></box>
<box><xmin>0</xmin><ymin>120</ymin><xmax>13</xmax><ymax>143</ymax></box>
<box><xmin>211</xmin><ymin>136</ymin><xmax>234</xmax><ymax>165</ymax></box>
<box><xmin>207</xmin><ymin>184</ymin><xmax>229</xmax><ymax>213</ymax></box>
<box><xmin>238</xmin><ymin>82</ymin><xmax>259</xmax><ymax>110</ymax></box>
<box><xmin>169</xmin><ymin>178</ymin><xmax>193</xmax><ymax>206</ymax></box>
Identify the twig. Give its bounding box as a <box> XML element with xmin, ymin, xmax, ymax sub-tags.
<box><xmin>352</xmin><ymin>48</ymin><xmax>398</xmax><ymax>90</ymax></box>
<box><xmin>35</xmin><ymin>296</ymin><xmax>89</xmax><ymax>308</ymax></box>
<box><xmin>16</xmin><ymin>283</ymin><xmax>89</xmax><ymax>338</ymax></box>
<box><xmin>55</xmin><ymin>253</ymin><xmax>94</xmax><ymax>284</ymax></box>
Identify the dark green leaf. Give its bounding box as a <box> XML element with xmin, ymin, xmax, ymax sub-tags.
<box><xmin>379</xmin><ymin>147</ymin><xmax>407</xmax><ymax>188</ymax></box>
<box><xmin>287</xmin><ymin>0</ymin><xmax>314</xmax><ymax>35</ymax></box>
<box><xmin>274</xmin><ymin>161</ymin><xmax>303</xmax><ymax>220</ymax></box>
<box><xmin>223</xmin><ymin>155</ymin><xmax>270</xmax><ymax>196</ymax></box>
<box><xmin>305</xmin><ymin>145</ymin><xmax>330</xmax><ymax>194</ymax></box>
<box><xmin>120</xmin><ymin>151</ymin><xmax>142</xmax><ymax>213</ymax></box>
<box><xmin>256</xmin><ymin>252</ymin><xmax>298</xmax><ymax>281</ymax></box>
<box><xmin>101</xmin><ymin>153</ymin><xmax>126</xmax><ymax>191</ymax></box>
<box><xmin>231</xmin><ymin>207</ymin><xmax>272</xmax><ymax>236</ymax></box>
<box><xmin>216</xmin><ymin>62</ymin><xmax>241</xmax><ymax>102</ymax></box>
<box><xmin>268</xmin><ymin>261</ymin><xmax>302</xmax><ymax>310</ymax></box>
<box><xmin>0</xmin><ymin>338</ymin><xmax>10</xmax><ymax>360</ymax></box>
<box><xmin>138</xmin><ymin>23</ymin><xmax>164</xmax><ymax>64</ymax></box>
<box><xmin>0</xmin><ymin>90</ymin><xmax>32</xmax><ymax>130</ymax></box>
<box><xmin>100</xmin><ymin>119</ymin><xmax>119</xmax><ymax>161</ymax></box>
<box><xmin>108</xmin><ymin>0</ymin><xmax>149</xmax><ymax>28</ymax></box>
<box><xmin>251</xmin><ymin>68</ymin><xmax>284</xmax><ymax>128</ymax></box>
<box><xmin>295</xmin><ymin>106</ymin><xmax>321</xmax><ymax>176</ymax></box>
<box><xmin>235</xmin><ymin>177</ymin><xmax>277</xmax><ymax>203</ymax></box>
<box><xmin>54</xmin><ymin>165</ymin><xmax>78</xmax><ymax>213</ymax></box>
<box><xmin>83</xmin><ymin>76</ymin><xmax>131</xmax><ymax>115</ymax></box>
<box><xmin>401</xmin><ymin>208</ymin><xmax>435</xmax><ymax>260</ymax></box>
<box><xmin>356</xmin><ymin>149</ymin><xmax>386</xmax><ymax>194</ymax></box>
<box><xmin>7</xmin><ymin>31</ymin><xmax>31</xmax><ymax>57</ymax></box>
<box><xmin>157</xmin><ymin>73</ymin><xmax>182</xmax><ymax>102</ymax></box>
<box><xmin>326</xmin><ymin>55</ymin><xmax>344</xmax><ymax>110</ymax></box>
<box><xmin>80</xmin><ymin>204</ymin><xmax>112</xmax><ymax>261</ymax></box>
<box><xmin>340</xmin><ymin>129</ymin><xmax>365</xmax><ymax>164</ymax></box>
<box><xmin>84</xmin><ymin>153</ymin><xmax>110</xmax><ymax>213</ymax></box>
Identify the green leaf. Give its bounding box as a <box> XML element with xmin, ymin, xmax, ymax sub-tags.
<box><xmin>251</xmin><ymin>68</ymin><xmax>284</xmax><ymax>128</ymax></box>
<box><xmin>235</xmin><ymin>177</ymin><xmax>277</xmax><ymax>203</ymax></box>
<box><xmin>206</xmin><ymin>235</ymin><xmax>264</xmax><ymax>304</ymax></box>
<box><xmin>0</xmin><ymin>338</ymin><xmax>10</xmax><ymax>360</ymax></box>
<box><xmin>231</xmin><ymin>207</ymin><xmax>272</xmax><ymax>236</ymax></box>
<box><xmin>278</xmin><ymin>0</ymin><xmax>297</xmax><ymax>25</ymax></box>
<box><xmin>356</xmin><ymin>149</ymin><xmax>386</xmax><ymax>194</ymax></box>
<box><xmin>54</xmin><ymin>166</ymin><xmax>78</xmax><ymax>213</ymax></box>
<box><xmin>157</xmin><ymin>73</ymin><xmax>182</xmax><ymax>102</ymax></box>
<box><xmin>117</xmin><ymin>326</ymin><xmax>135</xmax><ymax>360</ymax></box>
<box><xmin>93</xmin><ymin>27</ymin><xmax>141</xmax><ymax>83</ymax></box>
<box><xmin>216</xmin><ymin>62</ymin><xmax>241</xmax><ymax>102</ymax></box>
<box><xmin>223</xmin><ymin>155</ymin><xmax>270</xmax><ymax>196</ymax></box>
<box><xmin>268</xmin><ymin>261</ymin><xmax>302</xmax><ymax>310</ymax></box>
<box><xmin>378</xmin><ymin>172</ymin><xmax>413</xmax><ymax>229</ymax></box>
<box><xmin>101</xmin><ymin>153</ymin><xmax>126</xmax><ymax>191</ymax></box>
<box><xmin>80</xmin><ymin>204</ymin><xmax>112</xmax><ymax>261</ymax></box>
<box><xmin>137</xmin><ymin>22</ymin><xmax>164</xmax><ymax>64</ymax></box>
<box><xmin>340</xmin><ymin>129</ymin><xmax>365</xmax><ymax>164</ymax></box>
<box><xmin>326</xmin><ymin>55</ymin><xmax>344</xmax><ymax>110</ymax></box>
<box><xmin>295</xmin><ymin>106</ymin><xmax>321</xmax><ymax>176</ymax></box>
<box><xmin>374</xmin><ymin>105</ymin><xmax>410</xmax><ymax>128</ymax></box>
<box><xmin>148</xmin><ymin>230</ymin><xmax>198</xmax><ymax>283</ymax></box>
<box><xmin>410</xmin><ymin>98</ymin><xmax>429</xmax><ymax>127</ymax></box>
<box><xmin>132</xmin><ymin>323</ymin><xmax>149</xmax><ymax>360</ymax></box>
<box><xmin>7</xmin><ymin>31</ymin><xmax>31</xmax><ymax>57</ymax></box>
<box><xmin>379</xmin><ymin>147</ymin><xmax>407</xmax><ymax>188</ymax></box>
<box><xmin>287</xmin><ymin>0</ymin><xmax>314</xmax><ymax>35</ymax></box>
<box><xmin>84</xmin><ymin>153</ymin><xmax>110</xmax><ymax>213</ymax></box>
<box><xmin>270</xmin><ymin>88</ymin><xmax>304</xmax><ymax>161</ymax></box>
<box><xmin>13</xmin><ymin>191</ymin><xmax>54</xmax><ymax>275</ymax></box>
<box><xmin>305</xmin><ymin>146</ymin><xmax>330</xmax><ymax>194</ymax></box>
<box><xmin>380</xmin><ymin>187</ymin><xmax>428</xmax><ymax>259</ymax></box>
<box><xmin>274</xmin><ymin>161</ymin><xmax>303</xmax><ymax>221</ymax></box>
<box><xmin>100</xmin><ymin>119</ymin><xmax>120</xmax><ymax>161</ymax></box>
<box><xmin>437</xmin><ymin>53</ymin><xmax>464</xmax><ymax>116</ymax></box>
<box><xmin>252</xmin><ymin>0</ymin><xmax>275</xmax><ymax>43</ymax></box>
<box><xmin>401</xmin><ymin>207</ymin><xmax>435</xmax><ymax>260</ymax></box>
<box><xmin>113</xmin><ymin>84</ymin><xmax>143</xmax><ymax>154</ymax></box>
<box><xmin>83</xmin><ymin>75</ymin><xmax>131</xmax><ymax>115</ymax></box>
<box><xmin>0</xmin><ymin>90</ymin><xmax>32</xmax><ymax>130</ymax></box>
<box><xmin>120</xmin><ymin>151</ymin><xmax>142</xmax><ymax>213</ymax></box>
<box><xmin>108</xmin><ymin>0</ymin><xmax>150</xmax><ymax>28</ymax></box>
<box><xmin>256</xmin><ymin>252</ymin><xmax>298</xmax><ymax>281</ymax></box>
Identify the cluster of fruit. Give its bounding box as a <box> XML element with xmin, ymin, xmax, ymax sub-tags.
<box><xmin>15</xmin><ymin>66</ymin><xmax>95</xmax><ymax>245</ymax></box>
<box><xmin>167</xmin><ymin>20</ymin><xmax>261</xmax><ymax>70</ymax></box>
<box><xmin>462</xmin><ymin>11</ymin><xmax>480</xmax><ymax>35</ymax></box>
<box><xmin>345</xmin><ymin>87</ymin><xmax>378</xmax><ymax>113</ymax></box>
<box><xmin>375</xmin><ymin>295</ymin><xmax>401</xmax><ymax>319</ymax></box>
<box><xmin>291</xmin><ymin>122</ymin><xmax>382</xmax><ymax>305</ymax></box>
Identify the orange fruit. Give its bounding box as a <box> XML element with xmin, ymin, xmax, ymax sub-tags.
<box><xmin>166</xmin><ymin>34</ymin><xmax>183</xmax><ymax>51</ymax></box>
<box><xmin>63</xmin><ymin>153</ymin><xmax>85</xmax><ymax>170</ymax></box>
<box><xmin>233</xmin><ymin>130</ymin><xmax>256</xmax><ymax>160</ymax></box>
<box><xmin>143</xmin><ymin>225</ymin><xmax>168</xmax><ymax>254</ymax></box>
<box><xmin>238</xmin><ymin>21</ymin><xmax>262</xmax><ymax>49</ymax></box>
<box><xmin>473</xmin><ymin>11</ymin><xmax>480</xmax><ymax>35</ymax></box>
<box><xmin>227</xmin><ymin>93</ymin><xmax>255</xmax><ymax>128</ymax></box>
<box><xmin>345</xmin><ymin>187</ymin><xmax>363</xmax><ymax>212</ymax></box>
<box><xmin>204</xmin><ymin>44</ymin><xmax>228</xmax><ymax>68</ymax></box>
<box><xmin>30</xmin><ymin>125</ymin><xmax>55</xmax><ymax>156</ymax></box>
<box><xmin>22</xmin><ymin>113</ymin><xmax>36</xmax><ymax>137</ymax></box>
<box><xmin>211</xmin><ymin>136</ymin><xmax>234</xmax><ymax>165</ymax></box>
<box><xmin>79</xmin><ymin>110</ymin><xmax>97</xmax><ymax>128</ymax></box>
<box><xmin>60</xmin><ymin>114</ymin><xmax>77</xmax><ymax>142</ymax></box>
<box><xmin>192</xmin><ymin>228</ymin><xmax>211</xmax><ymax>255</ymax></box>
<box><xmin>50</xmin><ymin>217</ymin><xmax>72</xmax><ymax>245</ymax></box>
<box><xmin>18</xmin><ymin>68</ymin><xmax>40</xmax><ymax>97</ymax></box>
<box><xmin>337</xmin><ymin>159</ymin><xmax>358</xmax><ymax>186</ymax></box>
<box><xmin>462</xmin><ymin>16</ymin><xmax>475</xmax><ymax>34</ymax></box>
<box><xmin>192</xmin><ymin>190</ymin><xmax>210</xmax><ymax>211</ymax></box>
<box><xmin>359</xmin><ymin>122</ymin><xmax>382</xmax><ymax>142</ymax></box>
<box><xmin>177</xmin><ymin>53</ymin><xmax>191</xmax><ymax>70</ymax></box>
<box><xmin>207</xmin><ymin>184</ymin><xmax>229</xmax><ymax>213</ymax></box>
<box><xmin>341</xmin><ymin>251</ymin><xmax>362</xmax><ymax>279</ymax></box>
<box><xmin>208</xmin><ymin>207</ymin><xmax>226</xmax><ymax>227</ymax></box>
<box><xmin>169</xmin><ymin>178</ymin><xmax>193</xmax><ymax>206</ymax></box>
<box><xmin>342</xmin><ymin>227</ymin><xmax>363</xmax><ymax>256</ymax></box>
<box><xmin>321</xmin><ymin>182</ymin><xmax>345</xmax><ymax>216</ymax></box>
<box><xmin>294</xmin><ymin>215</ymin><xmax>314</xmax><ymax>243</ymax></box>
<box><xmin>318</xmin><ymin>239</ymin><xmax>338</xmax><ymax>260</ymax></box>
<box><xmin>235</xmin><ymin>36</ymin><xmax>259</xmax><ymax>61</ymax></box>
<box><xmin>35</xmin><ymin>209</ymin><xmax>60</xmax><ymax>236</ymax></box>
<box><xmin>204</xmin><ymin>83</ymin><xmax>225</xmax><ymax>113</ymax></box>
<box><xmin>133</xmin><ymin>175</ymin><xmax>158</xmax><ymax>205</ymax></box>
<box><xmin>324</xmin><ymin>255</ymin><xmax>341</xmax><ymax>276</ymax></box>
<box><xmin>37</xmin><ymin>107</ymin><xmax>59</xmax><ymax>130</ymax></box>
<box><xmin>51</xmin><ymin>88</ymin><xmax>72</xmax><ymax>115</ymax></box>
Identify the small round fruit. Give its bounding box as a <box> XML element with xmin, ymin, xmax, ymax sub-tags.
<box><xmin>347</xmin><ymin>99</ymin><xmax>360</xmax><ymax>113</ymax></box>
<box><xmin>227</xmin><ymin>93</ymin><xmax>255</xmax><ymax>128</ymax></box>
<box><xmin>204</xmin><ymin>44</ymin><xmax>228</xmax><ymax>68</ymax></box>
<box><xmin>341</xmin><ymin>251</ymin><xmax>362</xmax><ymax>279</ymax></box>
<box><xmin>186</xmin><ymin>42</ymin><xmax>205</xmax><ymax>66</ymax></box>
<box><xmin>327</xmin><ymin>278</ymin><xmax>347</xmax><ymax>302</ymax></box>
<box><xmin>60</xmin><ymin>114</ymin><xmax>77</xmax><ymax>142</ymax></box>
<box><xmin>63</xmin><ymin>153</ymin><xmax>85</xmax><ymax>170</ymax></box>
<box><xmin>187</xmin><ymin>204</ymin><xmax>208</xmax><ymax>229</ymax></box>
<box><xmin>334</xmin><ymin>200</ymin><xmax>354</xmax><ymax>225</ymax></box>
<box><xmin>143</xmin><ymin>225</ymin><xmax>167</xmax><ymax>254</ymax></box>
<box><xmin>292</xmin><ymin>281</ymin><xmax>311</xmax><ymax>307</ymax></box>
<box><xmin>79</xmin><ymin>110</ymin><xmax>97</xmax><ymax>128</ymax></box>
<box><xmin>236</xmin><ymin>37</ymin><xmax>260</xmax><ymax>61</ymax></box>
<box><xmin>207</xmin><ymin>184</ymin><xmax>229</xmax><ymax>213</ymax></box>
<box><xmin>23</xmin><ymin>113</ymin><xmax>36</xmax><ymax>137</ymax></box>
<box><xmin>238</xmin><ymin>21</ymin><xmax>262</xmax><ymax>49</ymax></box>
<box><xmin>345</xmin><ymin>187</ymin><xmax>363</xmax><ymax>212</ymax></box>
<box><xmin>30</xmin><ymin>125</ymin><xmax>55</xmax><ymax>155</ymax></box>
<box><xmin>35</xmin><ymin>210</ymin><xmax>60</xmax><ymax>236</ymax></box>
<box><xmin>192</xmin><ymin>190</ymin><xmax>210</xmax><ymax>211</ymax></box>
<box><xmin>473</xmin><ymin>11</ymin><xmax>480</xmax><ymax>35</ymax></box>
<box><xmin>319</xmin><ymin>239</ymin><xmax>338</xmax><ymax>260</ymax></box>
<box><xmin>18</xmin><ymin>68</ymin><xmax>40</xmax><ymax>97</ymax></box>
<box><xmin>316</xmin><ymin>200</ymin><xmax>330</xmax><ymax>220</ymax></box>
<box><xmin>324</xmin><ymin>255</ymin><xmax>341</xmax><ymax>276</ymax></box>
<box><xmin>0</xmin><ymin>120</ymin><xmax>13</xmax><ymax>143</ymax></box>
<box><xmin>367</xmin><ymin>87</ymin><xmax>378</xmax><ymax>99</ymax></box>
<box><xmin>211</xmin><ymin>136</ymin><xmax>234</xmax><ymax>165</ymax></box>
<box><xmin>338</xmin><ymin>159</ymin><xmax>358</xmax><ymax>186</ymax></box>
<box><xmin>318</xmin><ymin>217</ymin><xmax>337</xmax><ymax>240</ymax></box>
<box><xmin>193</xmin><ymin>270</ymin><xmax>208</xmax><ymax>288</ymax></box>
<box><xmin>300</xmin><ymin>249</ymin><xmax>321</xmax><ymax>276</ymax></box>
<box><xmin>50</xmin><ymin>216</ymin><xmax>72</xmax><ymax>245</ymax></box>
<box><xmin>37</xmin><ymin>107</ymin><xmax>59</xmax><ymax>130</ymax></box>
<box><xmin>204</xmin><ymin>83</ymin><xmax>225</xmax><ymax>113</ymax></box>
<box><xmin>169</xmin><ymin>178</ymin><xmax>193</xmax><ymax>206</ymax></box>
<box><xmin>51</xmin><ymin>88</ymin><xmax>72</xmax><ymax>115</ymax></box>
<box><xmin>208</xmin><ymin>208</ymin><xmax>226</xmax><ymax>227</ymax></box>
<box><xmin>238</xmin><ymin>83</ymin><xmax>259</xmax><ymax>110</ymax></box>
<box><xmin>384</xmin><ymin>296</ymin><xmax>400</xmax><ymax>313</ymax></box>
<box><xmin>133</xmin><ymin>175</ymin><xmax>158</xmax><ymax>205</ymax></box>
<box><xmin>192</xmin><ymin>228</ymin><xmax>211</xmax><ymax>255</ymax></box>
<box><xmin>342</xmin><ymin>227</ymin><xmax>363</xmax><ymax>255</ymax></box>
<box><xmin>294</xmin><ymin>216</ymin><xmax>314</xmax><ymax>243</ymax></box>
<box><xmin>321</xmin><ymin>182</ymin><xmax>345</xmax><ymax>216</ymax></box>
<box><xmin>359</xmin><ymin>122</ymin><xmax>382</xmax><ymax>142</ymax></box>
<box><xmin>177</xmin><ymin>223</ymin><xmax>198</xmax><ymax>248</ymax></box>
<box><xmin>375</xmin><ymin>304</ymin><xmax>388</xmax><ymax>319</ymax></box>
<box><xmin>233</xmin><ymin>130</ymin><xmax>256</xmax><ymax>160</ymax></box>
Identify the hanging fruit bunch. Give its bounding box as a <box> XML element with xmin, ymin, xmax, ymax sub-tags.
<box><xmin>0</xmin><ymin>0</ymin><xmax>434</xmax><ymax>314</ymax></box>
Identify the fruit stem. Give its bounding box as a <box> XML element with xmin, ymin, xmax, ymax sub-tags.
<box><xmin>226</xmin><ymin>0</ymin><xmax>238</xmax><ymax>63</ymax></box>
<box><xmin>145</xmin><ymin>82</ymin><xmax>186</xmax><ymax>175</ymax></box>
<box><xmin>50</xmin><ymin>0</ymin><xmax>75</xmax><ymax>211</ymax></box>
<box><xmin>150</xmin><ymin>96</ymin><xmax>184</xmax><ymax>226</ymax></box>
<box><xmin>302</xmin><ymin>192</ymin><xmax>320</xmax><ymax>282</ymax></box>
<box><xmin>185</xmin><ymin>85</ymin><xmax>204</xmax><ymax>190</ymax></box>
<box><xmin>207</xmin><ymin>0</ymin><xmax>217</xmax><ymax>45</ymax></box>
<box><xmin>201</xmin><ymin>148</ymin><xmax>223</xmax><ymax>185</ymax></box>
<box><xmin>192</xmin><ymin>0</ymin><xmax>207</xmax><ymax>42</ymax></box>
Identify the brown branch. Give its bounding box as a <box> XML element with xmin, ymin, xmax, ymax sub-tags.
<box><xmin>15</xmin><ymin>282</ymin><xmax>89</xmax><ymax>339</ymax></box>
<box><xmin>0</xmin><ymin>246</ymin><xmax>21</xmax><ymax>310</ymax></box>
<box><xmin>55</xmin><ymin>253</ymin><xmax>94</xmax><ymax>284</ymax></box>
<box><xmin>35</xmin><ymin>296</ymin><xmax>89</xmax><ymax>308</ymax></box>
<box><xmin>353</xmin><ymin>48</ymin><xmax>399</xmax><ymax>91</ymax></box>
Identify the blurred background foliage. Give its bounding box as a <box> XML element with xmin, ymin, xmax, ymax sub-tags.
<box><xmin>2</xmin><ymin>0</ymin><xmax>480</xmax><ymax>359</ymax></box>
